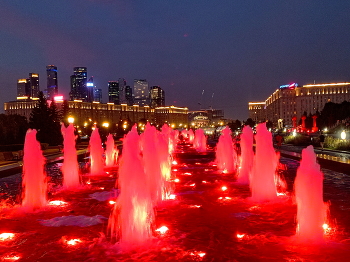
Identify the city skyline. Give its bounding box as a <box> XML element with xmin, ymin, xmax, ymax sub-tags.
<box><xmin>1</xmin><ymin>1</ymin><xmax>350</xmax><ymax>120</ymax></box>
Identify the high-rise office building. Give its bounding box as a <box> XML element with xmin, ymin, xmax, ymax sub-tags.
<box><xmin>69</xmin><ymin>67</ymin><xmax>87</xmax><ymax>101</ymax></box>
<box><xmin>46</xmin><ymin>65</ymin><xmax>58</xmax><ymax>100</ymax></box>
<box><xmin>150</xmin><ymin>86</ymin><xmax>165</xmax><ymax>107</ymax></box>
<box><xmin>118</xmin><ymin>78</ymin><xmax>127</xmax><ymax>104</ymax></box>
<box><xmin>125</xmin><ymin>85</ymin><xmax>133</xmax><ymax>105</ymax></box>
<box><xmin>133</xmin><ymin>79</ymin><xmax>149</xmax><ymax>106</ymax></box>
<box><xmin>86</xmin><ymin>76</ymin><xmax>94</xmax><ymax>102</ymax></box>
<box><xmin>94</xmin><ymin>88</ymin><xmax>102</xmax><ymax>102</ymax></box>
<box><xmin>17</xmin><ymin>78</ymin><xmax>30</xmax><ymax>98</ymax></box>
<box><xmin>108</xmin><ymin>81</ymin><xmax>119</xmax><ymax>104</ymax></box>
<box><xmin>29</xmin><ymin>73</ymin><xmax>40</xmax><ymax>98</ymax></box>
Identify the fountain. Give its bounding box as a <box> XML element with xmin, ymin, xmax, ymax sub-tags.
<box><xmin>21</xmin><ymin>129</ymin><xmax>47</xmax><ymax>211</ymax></box>
<box><xmin>188</xmin><ymin>129</ymin><xmax>195</xmax><ymax>144</ymax></box>
<box><xmin>61</xmin><ymin>123</ymin><xmax>80</xmax><ymax>188</ymax></box>
<box><xmin>105</xmin><ymin>134</ymin><xmax>118</xmax><ymax>167</ymax></box>
<box><xmin>108</xmin><ymin>126</ymin><xmax>154</xmax><ymax>247</ymax></box>
<box><xmin>237</xmin><ymin>125</ymin><xmax>254</xmax><ymax>184</ymax></box>
<box><xmin>89</xmin><ymin>127</ymin><xmax>105</xmax><ymax>176</ymax></box>
<box><xmin>193</xmin><ymin>129</ymin><xmax>207</xmax><ymax>152</ymax></box>
<box><xmin>294</xmin><ymin>145</ymin><xmax>328</xmax><ymax>243</ymax></box>
<box><xmin>250</xmin><ymin>123</ymin><xmax>279</xmax><ymax>202</ymax></box>
<box><xmin>215</xmin><ymin>126</ymin><xmax>236</xmax><ymax>174</ymax></box>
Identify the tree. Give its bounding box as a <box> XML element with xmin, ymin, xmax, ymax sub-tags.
<box><xmin>244</xmin><ymin>118</ymin><xmax>255</xmax><ymax>128</ymax></box>
<box><xmin>0</xmin><ymin>114</ymin><xmax>28</xmax><ymax>145</ymax></box>
<box><xmin>29</xmin><ymin>92</ymin><xmax>62</xmax><ymax>145</ymax></box>
<box><xmin>60</xmin><ymin>100</ymin><xmax>70</xmax><ymax>124</ymax></box>
<box><xmin>228</xmin><ymin>119</ymin><xmax>242</xmax><ymax>132</ymax></box>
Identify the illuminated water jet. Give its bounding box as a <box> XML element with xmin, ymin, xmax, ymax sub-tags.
<box><xmin>250</xmin><ymin>123</ymin><xmax>279</xmax><ymax>202</ymax></box>
<box><xmin>89</xmin><ymin>127</ymin><xmax>105</xmax><ymax>176</ymax></box>
<box><xmin>237</xmin><ymin>125</ymin><xmax>254</xmax><ymax>184</ymax></box>
<box><xmin>61</xmin><ymin>123</ymin><xmax>80</xmax><ymax>187</ymax></box>
<box><xmin>215</xmin><ymin>126</ymin><xmax>236</xmax><ymax>174</ymax></box>
<box><xmin>21</xmin><ymin>129</ymin><xmax>47</xmax><ymax>211</ymax></box>
<box><xmin>105</xmin><ymin>134</ymin><xmax>118</xmax><ymax>167</ymax></box>
<box><xmin>294</xmin><ymin>145</ymin><xmax>328</xmax><ymax>243</ymax></box>
<box><xmin>193</xmin><ymin>129</ymin><xmax>207</xmax><ymax>152</ymax></box>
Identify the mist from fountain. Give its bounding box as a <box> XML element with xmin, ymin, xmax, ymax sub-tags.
<box><xmin>193</xmin><ymin>129</ymin><xmax>207</xmax><ymax>152</ymax></box>
<box><xmin>89</xmin><ymin>127</ymin><xmax>105</xmax><ymax>176</ymax></box>
<box><xmin>105</xmin><ymin>134</ymin><xmax>118</xmax><ymax>167</ymax></box>
<box><xmin>61</xmin><ymin>123</ymin><xmax>80</xmax><ymax>188</ymax></box>
<box><xmin>21</xmin><ymin>129</ymin><xmax>47</xmax><ymax>211</ymax></box>
<box><xmin>108</xmin><ymin>126</ymin><xmax>154</xmax><ymax>247</ymax></box>
<box><xmin>294</xmin><ymin>145</ymin><xmax>328</xmax><ymax>243</ymax></box>
<box><xmin>237</xmin><ymin>125</ymin><xmax>254</xmax><ymax>184</ymax></box>
<box><xmin>250</xmin><ymin>123</ymin><xmax>279</xmax><ymax>202</ymax></box>
<box><xmin>161</xmin><ymin>124</ymin><xmax>175</xmax><ymax>154</ymax></box>
<box><xmin>215</xmin><ymin>126</ymin><xmax>236</xmax><ymax>174</ymax></box>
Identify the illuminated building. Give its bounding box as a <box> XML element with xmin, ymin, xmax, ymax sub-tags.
<box><xmin>118</xmin><ymin>78</ymin><xmax>127</xmax><ymax>104</ymax></box>
<box><xmin>46</xmin><ymin>65</ymin><xmax>58</xmax><ymax>100</ymax></box>
<box><xmin>133</xmin><ymin>79</ymin><xmax>149</xmax><ymax>106</ymax></box>
<box><xmin>250</xmin><ymin>82</ymin><xmax>350</xmax><ymax>128</ymax></box>
<box><xmin>29</xmin><ymin>73</ymin><xmax>40</xmax><ymax>98</ymax></box>
<box><xmin>125</xmin><ymin>85</ymin><xmax>133</xmax><ymax>105</ymax></box>
<box><xmin>17</xmin><ymin>78</ymin><xmax>30</xmax><ymax>98</ymax></box>
<box><xmin>248</xmin><ymin>102</ymin><xmax>266</xmax><ymax>123</ymax></box>
<box><xmin>150</xmin><ymin>86</ymin><xmax>165</xmax><ymax>108</ymax></box>
<box><xmin>69</xmin><ymin>67</ymin><xmax>87</xmax><ymax>101</ymax></box>
<box><xmin>108</xmin><ymin>81</ymin><xmax>119</xmax><ymax>104</ymax></box>
<box><xmin>86</xmin><ymin>77</ymin><xmax>94</xmax><ymax>102</ymax></box>
<box><xmin>4</xmin><ymin>100</ymin><xmax>188</xmax><ymax>128</ymax></box>
<box><xmin>94</xmin><ymin>88</ymin><xmax>102</xmax><ymax>102</ymax></box>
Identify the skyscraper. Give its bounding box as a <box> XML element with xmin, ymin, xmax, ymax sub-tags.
<box><xmin>94</xmin><ymin>88</ymin><xmax>102</xmax><ymax>102</ymax></box>
<box><xmin>46</xmin><ymin>65</ymin><xmax>58</xmax><ymax>100</ymax></box>
<box><xmin>69</xmin><ymin>67</ymin><xmax>87</xmax><ymax>101</ymax></box>
<box><xmin>29</xmin><ymin>73</ymin><xmax>39</xmax><ymax>98</ymax></box>
<box><xmin>17</xmin><ymin>78</ymin><xmax>30</xmax><ymax>98</ymax></box>
<box><xmin>118</xmin><ymin>78</ymin><xmax>127</xmax><ymax>104</ymax></box>
<box><xmin>86</xmin><ymin>76</ymin><xmax>94</xmax><ymax>102</ymax></box>
<box><xmin>125</xmin><ymin>85</ymin><xmax>133</xmax><ymax>105</ymax></box>
<box><xmin>133</xmin><ymin>79</ymin><xmax>149</xmax><ymax>106</ymax></box>
<box><xmin>108</xmin><ymin>81</ymin><xmax>119</xmax><ymax>104</ymax></box>
<box><xmin>150</xmin><ymin>86</ymin><xmax>165</xmax><ymax>107</ymax></box>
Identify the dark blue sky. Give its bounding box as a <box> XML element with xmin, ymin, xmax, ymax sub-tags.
<box><xmin>1</xmin><ymin>0</ymin><xmax>350</xmax><ymax>120</ymax></box>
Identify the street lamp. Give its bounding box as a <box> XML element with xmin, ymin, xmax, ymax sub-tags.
<box><xmin>102</xmin><ymin>122</ymin><xmax>109</xmax><ymax>128</ymax></box>
<box><xmin>68</xmin><ymin>116</ymin><xmax>75</xmax><ymax>124</ymax></box>
<box><xmin>341</xmin><ymin>130</ymin><xmax>346</xmax><ymax>140</ymax></box>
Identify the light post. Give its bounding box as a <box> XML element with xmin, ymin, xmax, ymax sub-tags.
<box><xmin>68</xmin><ymin>116</ymin><xmax>75</xmax><ymax>124</ymax></box>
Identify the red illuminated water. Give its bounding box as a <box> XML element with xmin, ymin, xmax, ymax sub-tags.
<box><xmin>89</xmin><ymin>127</ymin><xmax>105</xmax><ymax>176</ymax></box>
<box><xmin>193</xmin><ymin>129</ymin><xmax>207</xmax><ymax>152</ymax></box>
<box><xmin>1</xmin><ymin>131</ymin><xmax>350</xmax><ymax>260</ymax></box>
<box><xmin>21</xmin><ymin>129</ymin><xmax>47</xmax><ymax>211</ymax></box>
<box><xmin>250</xmin><ymin>123</ymin><xmax>279</xmax><ymax>202</ymax></box>
<box><xmin>61</xmin><ymin>124</ymin><xmax>80</xmax><ymax>188</ymax></box>
<box><xmin>294</xmin><ymin>145</ymin><xmax>328</xmax><ymax>243</ymax></box>
<box><xmin>237</xmin><ymin>125</ymin><xmax>254</xmax><ymax>184</ymax></box>
<box><xmin>215</xmin><ymin>126</ymin><xmax>237</xmax><ymax>174</ymax></box>
<box><xmin>105</xmin><ymin>134</ymin><xmax>118</xmax><ymax>167</ymax></box>
<box><xmin>108</xmin><ymin>126</ymin><xmax>154</xmax><ymax>248</ymax></box>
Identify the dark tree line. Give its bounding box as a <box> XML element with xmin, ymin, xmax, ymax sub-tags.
<box><xmin>0</xmin><ymin>114</ymin><xmax>28</xmax><ymax>145</ymax></box>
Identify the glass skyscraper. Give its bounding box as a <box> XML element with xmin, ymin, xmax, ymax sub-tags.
<box><xmin>46</xmin><ymin>65</ymin><xmax>58</xmax><ymax>100</ymax></box>
<box><xmin>69</xmin><ymin>67</ymin><xmax>87</xmax><ymax>101</ymax></box>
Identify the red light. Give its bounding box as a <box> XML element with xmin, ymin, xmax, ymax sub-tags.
<box><xmin>54</xmin><ymin>95</ymin><xmax>64</xmax><ymax>101</ymax></box>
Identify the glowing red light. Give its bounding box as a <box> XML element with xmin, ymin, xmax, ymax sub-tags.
<box><xmin>221</xmin><ymin>186</ymin><xmax>228</xmax><ymax>191</ymax></box>
<box><xmin>172</xmin><ymin>160</ymin><xmax>178</xmax><ymax>165</ymax></box>
<box><xmin>169</xmin><ymin>194</ymin><xmax>176</xmax><ymax>200</ymax></box>
<box><xmin>174</xmin><ymin>178</ymin><xmax>180</xmax><ymax>183</ymax></box>
<box><xmin>109</xmin><ymin>200</ymin><xmax>116</xmax><ymax>205</ymax></box>
<box><xmin>183</xmin><ymin>172</ymin><xmax>192</xmax><ymax>176</ymax></box>
<box><xmin>54</xmin><ymin>95</ymin><xmax>64</xmax><ymax>101</ymax></box>
<box><xmin>3</xmin><ymin>254</ymin><xmax>21</xmax><ymax>261</ymax></box>
<box><xmin>49</xmin><ymin>200</ymin><xmax>67</xmax><ymax>206</ymax></box>
<box><xmin>237</xmin><ymin>233</ymin><xmax>245</xmax><ymax>239</ymax></box>
<box><xmin>202</xmin><ymin>180</ymin><xmax>207</xmax><ymax>183</ymax></box>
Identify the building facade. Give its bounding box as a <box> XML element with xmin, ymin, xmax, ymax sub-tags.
<box><xmin>249</xmin><ymin>82</ymin><xmax>350</xmax><ymax>128</ymax></box>
<box><xmin>29</xmin><ymin>73</ymin><xmax>40</xmax><ymax>98</ymax></box>
<box><xmin>118</xmin><ymin>78</ymin><xmax>127</xmax><ymax>104</ymax></box>
<box><xmin>108</xmin><ymin>81</ymin><xmax>119</xmax><ymax>104</ymax></box>
<box><xmin>150</xmin><ymin>86</ymin><xmax>165</xmax><ymax>108</ymax></box>
<box><xmin>17</xmin><ymin>78</ymin><xmax>30</xmax><ymax>98</ymax></box>
<box><xmin>46</xmin><ymin>65</ymin><xmax>58</xmax><ymax>100</ymax></box>
<box><xmin>69</xmin><ymin>67</ymin><xmax>88</xmax><ymax>101</ymax></box>
<box><xmin>4</xmin><ymin>100</ymin><xmax>188</xmax><ymax>128</ymax></box>
<box><xmin>133</xmin><ymin>79</ymin><xmax>149</xmax><ymax>106</ymax></box>
<box><xmin>248</xmin><ymin>102</ymin><xmax>266</xmax><ymax>123</ymax></box>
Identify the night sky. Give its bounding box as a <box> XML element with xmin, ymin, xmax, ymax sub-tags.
<box><xmin>1</xmin><ymin>0</ymin><xmax>350</xmax><ymax>120</ymax></box>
